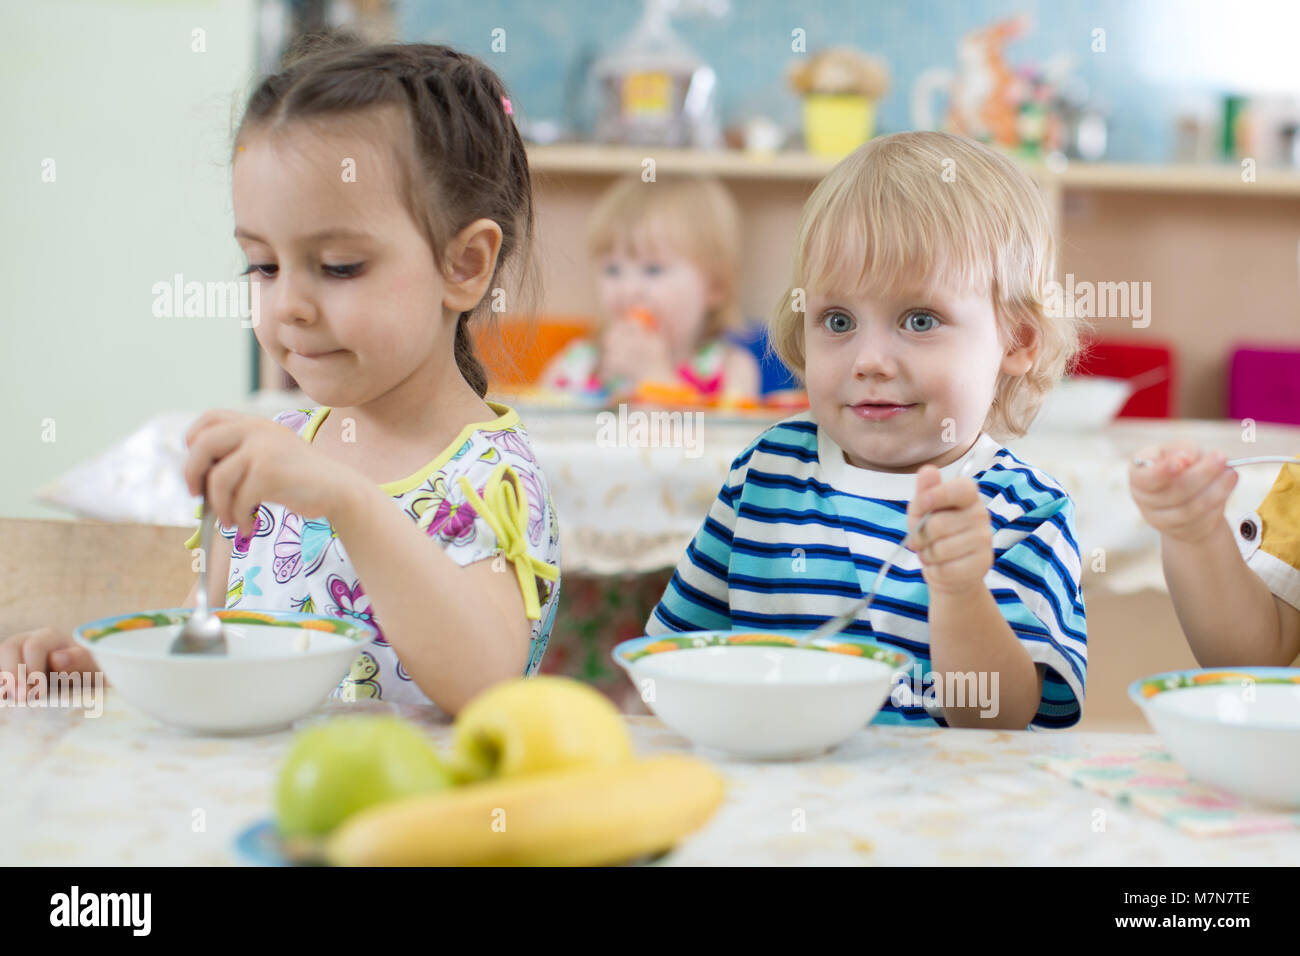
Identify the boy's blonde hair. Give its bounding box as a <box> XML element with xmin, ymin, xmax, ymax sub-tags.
<box><xmin>771</xmin><ymin>131</ymin><xmax>1083</xmax><ymax>440</ymax></box>
<box><xmin>586</xmin><ymin>174</ymin><xmax>742</xmax><ymax>337</ymax></box>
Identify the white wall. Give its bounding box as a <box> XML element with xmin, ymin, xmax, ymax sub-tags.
<box><xmin>2</xmin><ymin>0</ymin><xmax>258</xmax><ymax>519</ymax></box>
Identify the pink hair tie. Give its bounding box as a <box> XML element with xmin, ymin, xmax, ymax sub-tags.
<box><xmin>501</xmin><ymin>96</ymin><xmax>513</xmax><ymax>115</ymax></box>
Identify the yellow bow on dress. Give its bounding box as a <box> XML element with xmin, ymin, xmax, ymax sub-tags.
<box><xmin>457</xmin><ymin>463</ymin><xmax>558</xmax><ymax>620</ymax></box>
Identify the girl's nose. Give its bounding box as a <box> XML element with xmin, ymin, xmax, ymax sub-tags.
<box><xmin>269</xmin><ymin>268</ymin><xmax>318</xmax><ymax>326</ymax></box>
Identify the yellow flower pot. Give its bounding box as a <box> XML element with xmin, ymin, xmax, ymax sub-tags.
<box><xmin>803</xmin><ymin>94</ymin><xmax>876</xmax><ymax>159</ymax></box>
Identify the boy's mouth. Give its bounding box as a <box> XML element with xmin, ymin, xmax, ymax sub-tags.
<box><xmin>850</xmin><ymin>401</ymin><xmax>916</xmax><ymax>421</ymax></box>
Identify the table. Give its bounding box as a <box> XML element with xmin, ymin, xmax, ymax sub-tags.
<box><xmin>4</xmin><ymin>692</ymin><xmax>1295</xmax><ymax>866</ymax></box>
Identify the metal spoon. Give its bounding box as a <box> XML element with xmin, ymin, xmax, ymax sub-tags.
<box><xmin>169</xmin><ymin>497</ymin><xmax>228</xmax><ymax>655</ymax></box>
<box><xmin>1133</xmin><ymin>454</ymin><xmax>1299</xmax><ymax>469</ymax></box>
<box><xmin>797</xmin><ymin>509</ymin><xmax>941</xmax><ymax>648</ymax></box>
<box><xmin>797</xmin><ymin>456</ymin><xmax>983</xmax><ymax>648</ymax></box>
<box><xmin>799</xmin><ymin>493</ymin><xmax>1070</xmax><ymax>647</ymax></box>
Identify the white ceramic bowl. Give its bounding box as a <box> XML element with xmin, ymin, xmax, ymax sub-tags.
<box><xmin>1129</xmin><ymin>667</ymin><xmax>1300</xmax><ymax>809</ymax></box>
<box><xmin>75</xmin><ymin>608</ymin><xmax>375</xmax><ymax>735</ymax></box>
<box><xmin>1026</xmin><ymin>375</ymin><xmax>1131</xmax><ymax>434</ymax></box>
<box><xmin>613</xmin><ymin>631</ymin><xmax>913</xmax><ymax>760</ymax></box>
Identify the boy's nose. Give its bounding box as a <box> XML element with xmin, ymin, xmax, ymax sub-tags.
<box><xmin>850</xmin><ymin>328</ymin><xmax>899</xmax><ymax>378</ymax></box>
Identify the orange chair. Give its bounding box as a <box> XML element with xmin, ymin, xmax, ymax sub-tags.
<box><xmin>471</xmin><ymin>315</ymin><xmax>595</xmax><ymax>388</ymax></box>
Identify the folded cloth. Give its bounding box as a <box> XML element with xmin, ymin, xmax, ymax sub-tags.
<box><xmin>1033</xmin><ymin>749</ymin><xmax>1300</xmax><ymax>836</ymax></box>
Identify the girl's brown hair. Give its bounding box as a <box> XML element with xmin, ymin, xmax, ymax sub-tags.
<box><xmin>234</xmin><ymin>32</ymin><xmax>536</xmax><ymax>397</ymax></box>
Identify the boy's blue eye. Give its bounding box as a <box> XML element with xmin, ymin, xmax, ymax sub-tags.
<box><xmin>643</xmin><ymin>263</ymin><xmax>664</xmax><ymax>276</ymax></box>
<box><xmin>603</xmin><ymin>263</ymin><xmax>621</xmax><ymax>277</ymax></box>
<box><xmin>822</xmin><ymin>310</ymin><xmax>854</xmax><ymax>334</ymax></box>
<box><xmin>904</xmin><ymin>311</ymin><xmax>939</xmax><ymax>332</ymax></box>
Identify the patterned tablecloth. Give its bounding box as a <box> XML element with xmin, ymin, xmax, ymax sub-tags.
<box><xmin>3</xmin><ymin>691</ymin><xmax>1297</xmax><ymax>866</ymax></box>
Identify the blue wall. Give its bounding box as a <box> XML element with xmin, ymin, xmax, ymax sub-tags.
<box><xmin>399</xmin><ymin>0</ymin><xmax>1252</xmax><ymax>163</ymax></box>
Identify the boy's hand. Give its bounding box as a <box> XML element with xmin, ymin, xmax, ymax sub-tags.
<box><xmin>598</xmin><ymin>318</ymin><xmax>675</xmax><ymax>387</ymax></box>
<box><xmin>908</xmin><ymin>465</ymin><xmax>993</xmax><ymax>597</ymax></box>
<box><xmin>184</xmin><ymin>410</ymin><xmax>368</xmax><ymax>539</ymax></box>
<box><xmin>1128</xmin><ymin>441</ymin><xmax>1238</xmax><ymax>544</ymax></box>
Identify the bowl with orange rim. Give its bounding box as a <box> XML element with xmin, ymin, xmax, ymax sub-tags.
<box><xmin>1129</xmin><ymin>667</ymin><xmax>1300</xmax><ymax>808</ymax></box>
<box><xmin>613</xmin><ymin>631</ymin><xmax>913</xmax><ymax>759</ymax></box>
<box><xmin>75</xmin><ymin>608</ymin><xmax>375</xmax><ymax>735</ymax></box>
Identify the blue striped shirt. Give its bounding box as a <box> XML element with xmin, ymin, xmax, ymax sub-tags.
<box><xmin>646</xmin><ymin>415</ymin><xmax>1087</xmax><ymax>729</ymax></box>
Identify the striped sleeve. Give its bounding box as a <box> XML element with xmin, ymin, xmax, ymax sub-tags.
<box><xmin>645</xmin><ymin>440</ymin><xmax>758</xmax><ymax>635</ymax></box>
<box><xmin>981</xmin><ymin>463</ymin><xmax>1087</xmax><ymax>729</ymax></box>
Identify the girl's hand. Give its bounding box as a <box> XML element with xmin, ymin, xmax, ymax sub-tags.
<box><xmin>183</xmin><ymin>410</ymin><xmax>367</xmax><ymax>539</ymax></box>
<box><xmin>598</xmin><ymin>318</ymin><xmax>676</xmax><ymax>387</ymax></box>
<box><xmin>1128</xmin><ymin>441</ymin><xmax>1237</xmax><ymax>544</ymax></box>
<box><xmin>907</xmin><ymin>465</ymin><xmax>993</xmax><ymax>597</ymax></box>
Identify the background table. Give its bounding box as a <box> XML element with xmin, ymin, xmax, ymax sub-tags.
<box><xmin>3</xmin><ymin>692</ymin><xmax>1296</xmax><ymax>866</ymax></box>
<box><xmin>35</xmin><ymin>394</ymin><xmax>1300</xmax><ymax>589</ymax></box>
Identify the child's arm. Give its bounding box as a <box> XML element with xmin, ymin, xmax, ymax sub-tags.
<box><xmin>1131</xmin><ymin>442</ymin><xmax>1300</xmax><ymax>666</ymax></box>
<box><xmin>927</xmin><ymin>587</ymin><xmax>1044</xmax><ymax>729</ymax></box>
<box><xmin>909</xmin><ymin>465</ymin><xmax>1079</xmax><ymax>730</ymax></box>
<box><xmin>1161</xmin><ymin>522</ymin><xmax>1294</xmax><ymax>666</ymax></box>
<box><xmin>185</xmin><ymin>410</ymin><xmax>538</xmax><ymax>715</ymax></box>
<box><xmin>332</xmin><ymin>478</ymin><xmax>533</xmax><ymax>715</ymax></box>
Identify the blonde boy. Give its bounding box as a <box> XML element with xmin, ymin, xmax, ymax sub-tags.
<box><xmin>647</xmin><ymin>132</ymin><xmax>1088</xmax><ymax>730</ymax></box>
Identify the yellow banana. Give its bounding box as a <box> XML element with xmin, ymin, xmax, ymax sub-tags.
<box><xmin>325</xmin><ymin>754</ymin><xmax>725</xmax><ymax>866</ymax></box>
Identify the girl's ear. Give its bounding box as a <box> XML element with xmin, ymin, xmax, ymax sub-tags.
<box><xmin>1000</xmin><ymin>321</ymin><xmax>1039</xmax><ymax>377</ymax></box>
<box><xmin>442</xmin><ymin>218</ymin><xmax>504</xmax><ymax>314</ymax></box>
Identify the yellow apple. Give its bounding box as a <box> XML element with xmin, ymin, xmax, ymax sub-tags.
<box><xmin>452</xmin><ymin>676</ymin><xmax>633</xmax><ymax>781</ymax></box>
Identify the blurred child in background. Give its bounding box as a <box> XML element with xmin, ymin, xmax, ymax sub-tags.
<box><xmin>540</xmin><ymin>174</ymin><xmax>762</xmax><ymax>400</ymax></box>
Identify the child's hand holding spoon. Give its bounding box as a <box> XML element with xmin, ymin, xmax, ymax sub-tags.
<box><xmin>1126</xmin><ymin>443</ymin><xmax>1299</xmax><ymax>545</ymax></box>
<box><xmin>800</xmin><ymin>457</ymin><xmax>1050</xmax><ymax>646</ymax></box>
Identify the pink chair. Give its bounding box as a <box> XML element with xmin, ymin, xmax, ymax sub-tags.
<box><xmin>1228</xmin><ymin>346</ymin><xmax>1300</xmax><ymax>426</ymax></box>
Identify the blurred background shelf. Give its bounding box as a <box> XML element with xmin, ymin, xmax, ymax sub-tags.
<box><xmin>531</xmin><ymin>143</ymin><xmax>1300</xmax><ymax>196</ymax></box>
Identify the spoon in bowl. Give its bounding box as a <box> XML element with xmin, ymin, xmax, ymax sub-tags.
<box><xmin>169</xmin><ymin>497</ymin><xmax>228</xmax><ymax>656</ymax></box>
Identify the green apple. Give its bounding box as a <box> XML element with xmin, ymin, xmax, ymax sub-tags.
<box><xmin>276</xmin><ymin>716</ymin><xmax>454</xmax><ymax>838</ymax></box>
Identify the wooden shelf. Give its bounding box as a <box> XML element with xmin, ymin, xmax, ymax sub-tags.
<box><xmin>527</xmin><ymin>143</ymin><xmax>1300</xmax><ymax>197</ymax></box>
<box><xmin>527</xmin><ymin>143</ymin><xmax>836</xmax><ymax>181</ymax></box>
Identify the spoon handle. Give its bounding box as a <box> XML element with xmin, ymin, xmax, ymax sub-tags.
<box><xmin>195</xmin><ymin>497</ymin><xmax>211</xmax><ymax>619</ymax></box>
<box><xmin>799</xmin><ymin>512</ymin><xmax>937</xmax><ymax>646</ymax></box>
<box><xmin>800</xmin><ymin>497</ymin><xmax>1069</xmax><ymax>647</ymax></box>
<box><xmin>1132</xmin><ymin>454</ymin><xmax>1299</xmax><ymax>469</ymax></box>
<box><xmin>1226</xmin><ymin>455</ymin><xmax>1300</xmax><ymax>468</ymax></box>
